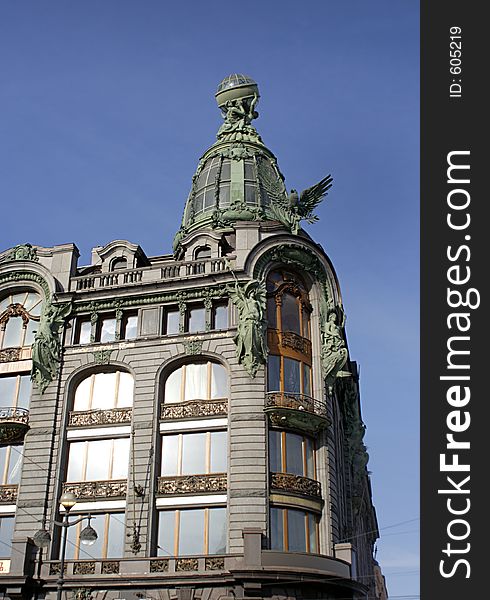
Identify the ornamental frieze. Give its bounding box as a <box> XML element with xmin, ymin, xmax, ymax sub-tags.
<box><xmin>68</xmin><ymin>408</ymin><xmax>132</xmax><ymax>428</ymax></box>
<box><xmin>73</xmin><ymin>561</ymin><xmax>96</xmax><ymax>575</ymax></box>
<box><xmin>63</xmin><ymin>480</ymin><xmax>128</xmax><ymax>500</ymax></box>
<box><xmin>205</xmin><ymin>557</ymin><xmax>225</xmax><ymax>570</ymax></box>
<box><xmin>157</xmin><ymin>473</ymin><xmax>227</xmax><ymax>495</ymax></box>
<box><xmin>0</xmin><ymin>484</ymin><xmax>18</xmax><ymax>503</ymax></box>
<box><xmin>0</xmin><ymin>347</ymin><xmax>21</xmax><ymax>362</ymax></box>
<box><xmin>270</xmin><ymin>472</ymin><xmax>322</xmax><ymax>499</ymax></box>
<box><xmin>161</xmin><ymin>399</ymin><xmax>227</xmax><ymax>421</ymax></box>
<box><xmin>101</xmin><ymin>561</ymin><xmax>120</xmax><ymax>574</ymax></box>
<box><xmin>280</xmin><ymin>331</ymin><xmax>312</xmax><ymax>356</ymax></box>
<box><xmin>175</xmin><ymin>558</ymin><xmax>199</xmax><ymax>572</ymax></box>
<box><xmin>150</xmin><ymin>559</ymin><xmax>169</xmax><ymax>573</ymax></box>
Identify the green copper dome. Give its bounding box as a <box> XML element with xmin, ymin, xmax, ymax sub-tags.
<box><xmin>173</xmin><ymin>75</ymin><xmax>288</xmax><ymax>255</ymax></box>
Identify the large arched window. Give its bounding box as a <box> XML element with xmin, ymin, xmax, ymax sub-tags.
<box><xmin>0</xmin><ymin>291</ymin><xmax>43</xmax><ymax>350</ymax></box>
<box><xmin>163</xmin><ymin>361</ymin><xmax>227</xmax><ymax>404</ymax></box>
<box><xmin>266</xmin><ymin>270</ymin><xmax>312</xmax><ymax>397</ymax></box>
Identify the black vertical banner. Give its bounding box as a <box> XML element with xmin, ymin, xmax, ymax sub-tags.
<box><xmin>421</xmin><ymin>2</ymin><xmax>486</xmax><ymax>598</ymax></box>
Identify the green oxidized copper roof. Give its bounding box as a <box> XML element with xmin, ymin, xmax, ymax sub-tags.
<box><xmin>173</xmin><ymin>75</ymin><xmax>333</xmax><ymax>255</ymax></box>
<box><xmin>174</xmin><ymin>75</ymin><xmax>288</xmax><ymax>253</ymax></box>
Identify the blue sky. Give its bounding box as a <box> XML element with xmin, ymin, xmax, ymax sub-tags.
<box><xmin>1</xmin><ymin>1</ymin><xmax>419</xmax><ymax>595</ymax></box>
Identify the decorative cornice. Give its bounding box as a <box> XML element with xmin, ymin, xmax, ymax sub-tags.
<box><xmin>157</xmin><ymin>473</ymin><xmax>227</xmax><ymax>495</ymax></box>
<box><xmin>68</xmin><ymin>408</ymin><xmax>132</xmax><ymax>428</ymax></box>
<box><xmin>0</xmin><ymin>271</ymin><xmax>50</xmax><ymax>298</ymax></box>
<box><xmin>62</xmin><ymin>480</ymin><xmax>128</xmax><ymax>500</ymax></box>
<box><xmin>161</xmin><ymin>399</ymin><xmax>228</xmax><ymax>421</ymax></box>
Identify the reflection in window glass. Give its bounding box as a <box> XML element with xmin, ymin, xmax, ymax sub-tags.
<box><xmin>288</xmin><ymin>509</ymin><xmax>307</xmax><ymax>552</ymax></box>
<box><xmin>73</xmin><ymin>371</ymin><xmax>134</xmax><ymax>411</ymax></box>
<box><xmin>270</xmin><ymin>507</ymin><xmax>318</xmax><ymax>553</ymax></box>
<box><xmin>0</xmin><ymin>291</ymin><xmax>42</xmax><ymax>349</ymax></box>
<box><xmin>211</xmin><ymin>363</ymin><xmax>227</xmax><ymax>398</ymax></box>
<box><xmin>179</xmin><ymin>509</ymin><xmax>205</xmax><ymax>555</ymax></box>
<box><xmin>99</xmin><ymin>318</ymin><xmax>116</xmax><ymax>343</ymax></box>
<box><xmin>308</xmin><ymin>513</ymin><xmax>318</xmax><ymax>553</ymax></box>
<box><xmin>267</xmin><ymin>297</ymin><xmax>277</xmax><ymax>329</ymax></box>
<box><xmin>268</xmin><ymin>430</ymin><xmax>282</xmax><ymax>473</ymax></box>
<box><xmin>161</xmin><ymin>435</ymin><xmax>179</xmax><ymax>475</ymax></box>
<box><xmin>270</xmin><ymin>508</ymin><xmax>284</xmax><ymax>551</ymax></box>
<box><xmin>157</xmin><ymin>510</ymin><xmax>176</xmax><ymax>556</ymax></box>
<box><xmin>283</xmin><ymin>358</ymin><xmax>301</xmax><ymax>393</ymax></box>
<box><xmin>208</xmin><ymin>507</ymin><xmax>227</xmax><ymax>554</ymax></box>
<box><xmin>67</xmin><ymin>438</ymin><xmax>129</xmax><ymax>481</ymax></box>
<box><xmin>286</xmin><ymin>433</ymin><xmax>304</xmax><ymax>476</ymax></box>
<box><xmin>161</xmin><ymin>431</ymin><xmax>227</xmax><ymax>475</ymax></box>
<box><xmin>213</xmin><ymin>304</ymin><xmax>228</xmax><ymax>330</ymax></box>
<box><xmin>267</xmin><ymin>356</ymin><xmax>281</xmax><ymax>392</ymax></box>
<box><xmin>122</xmin><ymin>315</ymin><xmax>138</xmax><ymax>340</ymax></box>
<box><xmin>165</xmin><ymin>310</ymin><xmax>180</xmax><ymax>335</ymax></box>
<box><xmin>0</xmin><ymin>374</ymin><xmax>31</xmax><ymax>410</ymax></box>
<box><xmin>281</xmin><ymin>294</ymin><xmax>300</xmax><ymax>334</ymax></box>
<box><xmin>65</xmin><ymin>513</ymin><xmax>125</xmax><ymax>559</ymax></box>
<box><xmin>0</xmin><ymin>517</ymin><xmax>15</xmax><ymax>558</ymax></box>
<box><xmin>268</xmin><ymin>431</ymin><xmax>315</xmax><ymax>479</ymax></box>
<box><xmin>210</xmin><ymin>431</ymin><xmax>227</xmax><ymax>472</ymax></box>
<box><xmin>188</xmin><ymin>307</ymin><xmax>206</xmax><ymax>333</ymax></box>
<box><xmin>78</xmin><ymin>320</ymin><xmax>91</xmax><ymax>345</ymax></box>
<box><xmin>181</xmin><ymin>432</ymin><xmax>206</xmax><ymax>474</ymax></box>
<box><xmin>0</xmin><ymin>445</ymin><xmax>23</xmax><ymax>485</ymax></box>
<box><xmin>3</xmin><ymin>317</ymin><xmax>23</xmax><ymax>348</ymax></box>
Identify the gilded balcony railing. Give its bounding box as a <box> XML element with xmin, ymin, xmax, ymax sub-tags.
<box><xmin>264</xmin><ymin>392</ymin><xmax>329</xmax><ymax>433</ymax></box>
<box><xmin>0</xmin><ymin>406</ymin><xmax>29</xmax><ymax>443</ymax></box>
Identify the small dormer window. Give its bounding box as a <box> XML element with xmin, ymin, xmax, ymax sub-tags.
<box><xmin>111</xmin><ymin>257</ymin><xmax>128</xmax><ymax>271</ymax></box>
<box><xmin>194</xmin><ymin>246</ymin><xmax>211</xmax><ymax>260</ymax></box>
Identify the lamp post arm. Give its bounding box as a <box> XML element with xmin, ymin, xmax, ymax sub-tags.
<box><xmin>54</xmin><ymin>514</ymin><xmax>92</xmax><ymax>528</ymax></box>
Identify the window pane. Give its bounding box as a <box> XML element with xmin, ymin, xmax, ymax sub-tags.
<box><xmin>181</xmin><ymin>432</ymin><xmax>206</xmax><ymax>474</ymax></box>
<box><xmin>107</xmin><ymin>514</ymin><xmax>125</xmax><ymax>557</ymax></box>
<box><xmin>270</xmin><ymin>508</ymin><xmax>284</xmax><ymax>551</ymax></box>
<box><xmin>67</xmin><ymin>442</ymin><xmax>85</xmax><ymax>481</ymax></box>
<box><xmin>165</xmin><ymin>368</ymin><xmax>182</xmax><ymax>403</ymax></box>
<box><xmin>281</xmin><ymin>294</ymin><xmax>300</xmax><ymax>334</ymax></box>
<box><xmin>286</xmin><ymin>433</ymin><xmax>304</xmax><ymax>476</ymax></box>
<box><xmin>161</xmin><ymin>435</ymin><xmax>179</xmax><ymax>475</ymax></box>
<box><xmin>211</xmin><ymin>363</ymin><xmax>227</xmax><ymax>398</ymax></box>
<box><xmin>308</xmin><ymin>513</ymin><xmax>318</xmax><ymax>553</ymax></box>
<box><xmin>85</xmin><ymin>439</ymin><xmax>112</xmax><ymax>480</ymax></box>
<box><xmin>0</xmin><ymin>517</ymin><xmax>15</xmax><ymax>558</ymax></box>
<box><xmin>111</xmin><ymin>438</ymin><xmax>130</xmax><ymax>479</ymax></box>
<box><xmin>99</xmin><ymin>318</ymin><xmax>116</xmax><ymax>343</ymax></box>
<box><xmin>91</xmin><ymin>372</ymin><xmax>117</xmax><ymax>409</ymax></box>
<box><xmin>158</xmin><ymin>511</ymin><xmax>176</xmax><ymax>556</ymax></box>
<box><xmin>208</xmin><ymin>508</ymin><xmax>227</xmax><ymax>554</ymax></box>
<box><xmin>3</xmin><ymin>316</ymin><xmax>23</xmax><ymax>348</ymax></box>
<box><xmin>0</xmin><ymin>376</ymin><xmax>16</xmax><ymax>406</ymax></box>
<box><xmin>123</xmin><ymin>315</ymin><xmax>138</xmax><ymax>340</ymax></box>
<box><xmin>78</xmin><ymin>320</ymin><xmax>91</xmax><ymax>345</ymax></box>
<box><xmin>188</xmin><ymin>307</ymin><xmax>206</xmax><ymax>333</ymax></box>
<box><xmin>64</xmin><ymin>520</ymin><xmax>78</xmax><ymax>560</ymax></box>
<box><xmin>305</xmin><ymin>437</ymin><xmax>315</xmax><ymax>479</ymax></box>
<box><xmin>26</xmin><ymin>292</ymin><xmax>42</xmax><ymax>316</ymax></box>
<box><xmin>179</xmin><ymin>509</ymin><xmax>205</xmax><ymax>555</ymax></box>
<box><xmin>17</xmin><ymin>375</ymin><xmax>32</xmax><ymax>409</ymax></box>
<box><xmin>184</xmin><ymin>363</ymin><xmax>207</xmax><ymax>400</ymax></box>
<box><xmin>7</xmin><ymin>445</ymin><xmax>23</xmax><ymax>484</ymax></box>
<box><xmin>0</xmin><ymin>448</ymin><xmax>7</xmax><ymax>483</ymax></box>
<box><xmin>25</xmin><ymin>318</ymin><xmax>38</xmax><ymax>346</ymax></box>
<box><xmin>210</xmin><ymin>431</ymin><xmax>227</xmax><ymax>472</ymax></box>
<box><xmin>267</xmin><ymin>297</ymin><xmax>277</xmax><ymax>329</ymax></box>
<box><xmin>288</xmin><ymin>509</ymin><xmax>307</xmax><ymax>552</ymax></box>
<box><xmin>78</xmin><ymin>518</ymin><xmax>104</xmax><ymax>559</ymax></box>
<box><xmin>303</xmin><ymin>364</ymin><xmax>311</xmax><ymax>396</ymax></box>
<box><xmin>302</xmin><ymin>309</ymin><xmax>310</xmax><ymax>338</ymax></box>
<box><xmin>213</xmin><ymin>304</ymin><xmax>228</xmax><ymax>330</ymax></box>
<box><xmin>269</xmin><ymin>430</ymin><xmax>282</xmax><ymax>473</ymax></box>
<box><xmin>283</xmin><ymin>358</ymin><xmax>301</xmax><ymax>393</ymax></box>
<box><xmin>267</xmin><ymin>355</ymin><xmax>281</xmax><ymax>392</ymax></box>
<box><xmin>117</xmin><ymin>372</ymin><xmax>134</xmax><ymax>407</ymax></box>
<box><xmin>166</xmin><ymin>310</ymin><xmax>180</xmax><ymax>335</ymax></box>
<box><xmin>73</xmin><ymin>376</ymin><xmax>92</xmax><ymax>411</ymax></box>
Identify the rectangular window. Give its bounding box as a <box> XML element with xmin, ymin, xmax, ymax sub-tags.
<box><xmin>66</xmin><ymin>438</ymin><xmax>130</xmax><ymax>482</ymax></box>
<box><xmin>268</xmin><ymin>431</ymin><xmax>316</xmax><ymax>479</ymax></box>
<box><xmin>121</xmin><ymin>313</ymin><xmax>138</xmax><ymax>340</ymax></box>
<box><xmin>187</xmin><ymin>306</ymin><xmax>206</xmax><ymax>333</ymax></box>
<box><xmin>74</xmin><ymin>319</ymin><xmax>91</xmax><ymax>345</ymax></box>
<box><xmin>0</xmin><ymin>374</ymin><xmax>31</xmax><ymax>410</ymax></box>
<box><xmin>212</xmin><ymin>303</ymin><xmax>228</xmax><ymax>330</ymax></box>
<box><xmin>98</xmin><ymin>317</ymin><xmax>117</xmax><ymax>343</ymax></box>
<box><xmin>161</xmin><ymin>431</ymin><xmax>227</xmax><ymax>476</ymax></box>
<box><xmin>157</xmin><ymin>508</ymin><xmax>226</xmax><ymax>556</ymax></box>
<box><xmin>267</xmin><ymin>355</ymin><xmax>281</xmax><ymax>392</ymax></box>
<box><xmin>73</xmin><ymin>371</ymin><xmax>134</xmax><ymax>411</ymax></box>
<box><xmin>283</xmin><ymin>358</ymin><xmax>301</xmax><ymax>394</ymax></box>
<box><xmin>64</xmin><ymin>513</ymin><xmax>125</xmax><ymax>560</ymax></box>
<box><xmin>165</xmin><ymin>308</ymin><xmax>180</xmax><ymax>335</ymax></box>
<box><xmin>0</xmin><ymin>516</ymin><xmax>15</xmax><ymax>558</ymax></box>
<box><xmin>0</xmin><ymin>445</ymin><xmax>23</xmax><ymax>485</ymax></box>
<box><xmin>270</xmin><ymin>507</ymin><xmax>319</xmax><ymax>553</ymax></box>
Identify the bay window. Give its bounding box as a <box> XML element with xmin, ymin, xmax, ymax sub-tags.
<box><xmin>270</xmin><ymin>507</ymin><xmax>319</xmax><ymax>553</ymax></box>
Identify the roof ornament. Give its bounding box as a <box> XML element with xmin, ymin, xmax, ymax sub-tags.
<box><xmin>215</xmin><ymin>74</ymin><xmax>262</xmax><ymax>144</ymax></box>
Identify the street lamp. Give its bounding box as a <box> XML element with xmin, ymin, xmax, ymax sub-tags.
<box><xmin>33</xmin><ymin>492</ymin><xmax>98</xmax><ymax>600</ymax></box>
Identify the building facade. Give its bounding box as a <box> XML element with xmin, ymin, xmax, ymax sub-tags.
<box><xmin>0</xmin><ymin>75</ymin><xmax>383</xmax><ymax>600</ymax></box>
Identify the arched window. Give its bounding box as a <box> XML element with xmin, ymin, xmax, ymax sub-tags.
<box><xmin>0</xmin><ymin>291</ymin><xmax>43</xmax><ymax>350</ymax></box>
<box><xmin>194</xmin><ymin>246</ymin><xmax>211</xmax><ymax>260</ymax></box>
<box><xmin>266</xmin><ymin>271</ymin><xmax>312</xmax><ymax>397</ymax></box>
<box><xmin>111</xmin><ymin>257</ymin><xmax>128</xmax><ymax>271</ymax></box>
<box><xmin>164</xmin><ymin>361</ymin><xmax>227</xmax><ymax>404</ymax></box>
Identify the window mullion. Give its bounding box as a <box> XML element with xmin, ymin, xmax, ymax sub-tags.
<box><xmin>88</xmin><ymin>374</ymin><xmax>95</xmax><ymax>410</ymax></box>
<box><xmin>114</xmin><ymin>371</ymin><xmax>120</xmax><ymax>409</ymax></box>
<box><xmin>103</xmin><ymin>514</ymin><xmax>110</xmax><ymax>559</ymax></box>
<box><xmin>204</xmin><ymin>507</ymin><xmax>209</xmax><ymax>554</ymax></box>
<box><xmin>175</xmin><ymin>511</ymin><xmax>180</xmax><ymax>555</ymax></box>
<box><xmin>283</xmin><ymin>509</ymin><xmax>289</xmax><ymax>551</ymax></box>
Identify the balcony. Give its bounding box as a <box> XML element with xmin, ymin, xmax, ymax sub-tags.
<box><xmin>161</xmin><ymin>399</ymin><xmax>228</xmax><ymax>421</ymax></box>
<box><xmin>157</xmin><ymin>473</ymin><xmax>227</xmax><ymax>496</ymax></box>
<box><xmin>0</xmin><ymin>407</ymin><xmax>29</xmax><ymax>444</ymax></box>
<box><xmin>70</xmin><ymin>256</ymin><xmax>236</xmax><ymax>292</ymax></box>
<box><xmin>264</xmin><ymin>392</ymin><xmax>329</xmax><ymax>434</ymax></box>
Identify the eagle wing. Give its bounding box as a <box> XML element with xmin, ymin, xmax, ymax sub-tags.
<box><xmin>299</xmin><ymin>174</ymin><xmax>333</xmax><ymax>221</ymax></box>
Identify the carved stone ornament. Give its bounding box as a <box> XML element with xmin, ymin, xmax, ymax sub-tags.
<box><xmin>101</xmin><ymin>561</ymin><xmax>120</xmax><ymax>574</ymax></box>
<box><xmin>175</xmin><ymin>558</ymin><xmax>199</xmax><ymax>572</ymax></box>
<box><xmin>216</xmin><ymin>93</ymin><xmax>262</xmax><ymax>144</ymax></box>
<box><xmin>49</xmin><ymin>562</ymin><xmax>67</xmax><ymax>575</ymax></box>
<box><xmin>280</xmin><ymin>331</ymin><xmax>312</xmax><ymax>356</ymax></box>
<box><xmin>270</xmin><ymin>472</ymin><xmax>322</xmax><ymax>499</ymax></box>
<box><xmin>184</xmin><ymin>340</ymin><xmax>203</xmax><ymax>355</ymax></box>
<box><xmin>157</xmin><ymin>473</ymin><xmax>227</xmax><ymax>495</ymax></box>
<box><xmin>205</xmin><ymin>557</ymin><xmax>225</xmax><ymax>570</ymax></box>
<box><xmin>31</xmin><ymin>299</ymin><xmax>72</xmax><ymax>393</ymax></box>
<box><xmin>0</xmin><ymin>347</ymin><xmax>21</xmax><ymax>362</ymax></box>
<box><xmin>92</xmin><ymin>349</ymin><xmax>113</xmax><ymax>365</ymax></box>
<box><xmin>73</xmin><ymin>561</ymin><xmax>96</xmax><ymax>575</ymax></box>
<box><xmin>5</xmin><ymin>243</ymin><xmax>39</xmax><ymax>262</ymax></box>
<box><xmin>74</xmin><ymin>589</ymin><xmax>93</xmax><ymax>600</ymax></box>
<box><xmin>68</xmin><ymin>407</ymin><xmax>132</xmax><ymax>428</ymax></box>
<box><xmin>150</xmin><ymin>559</ymin><xmax>169</xmax><ymax>573</ymax></box>
<box><xmin>0</xmin><ymin>484</ymin><xmax>18</xmax><ymax>503</ymax></box>
<box><xmin>228</xmin><ymin>279</ymin><xmax>267</xmax><ymax>377</ymax></box>
<box><xmin>320</xmin><ymin>306</ymin><xmax>348</xmax><ymax>390</ymax></box>
<box><xmin>62</xmin><ymin>480</ymin><xmax>128</xmax><ymax>500</ymax></box>
<box><xmin>161</xmin><ymin>399</ymin><xmax>227</xmax><ymax>421</ymax></box>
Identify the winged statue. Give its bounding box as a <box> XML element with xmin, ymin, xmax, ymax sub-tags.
<box><xmin>258</xmin><ymin>159</ymin><xmax>333</xmax><ymax>234</ymax></box>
